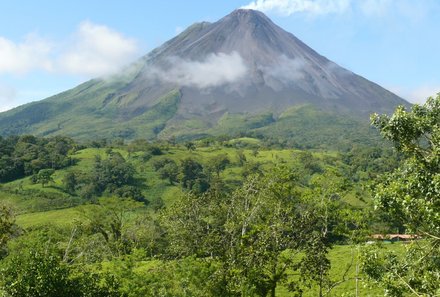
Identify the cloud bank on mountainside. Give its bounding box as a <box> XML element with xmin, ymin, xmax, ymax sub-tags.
<box><xmin>149</xmin><ymin>52</ymin><xmax>248</xmax><ymax>89</ymax></box>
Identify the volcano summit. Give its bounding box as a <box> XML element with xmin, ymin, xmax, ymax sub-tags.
<box><xmin>0</xmin><ymin>9</ymin><xmax>408</xmax><ymax>143</ymax></box>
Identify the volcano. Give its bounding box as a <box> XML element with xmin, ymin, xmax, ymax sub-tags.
<box><xmin>0</xmin><ymin>9</ymin><xmax>408</xmax><ymax>144</ymax></box>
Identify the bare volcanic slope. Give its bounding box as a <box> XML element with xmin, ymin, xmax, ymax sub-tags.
<box><xmin>0</xmin><ymin>9</ymin><xmax>408</xmax><ymax>143</ymax></box>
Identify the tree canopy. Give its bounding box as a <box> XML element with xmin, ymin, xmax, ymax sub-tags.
<box><xmin>363</xmin><ymin>95</ymin><xmax>440</xmax><ymax>296</ymax></box>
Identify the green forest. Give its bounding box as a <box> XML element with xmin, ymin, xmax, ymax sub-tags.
<box><xmin>0</xmin><ymin>96</ymin><xmax>439</xmax><ymax>296</ymax></box>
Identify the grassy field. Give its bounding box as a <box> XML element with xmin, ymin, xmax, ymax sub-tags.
<box><xmin>277</xmin><ymin>243</ymin><xmax>405</xmax><ymax>296</ymax></box>
<box><xmin>16</xmin><ymin>206</ymin><xmax>84</xmax><ymax>228</ymax></box>
<box><xmin>4</xmin><ymin>143</ymin><xmax>369</xmax><ymax>221</ymax></box>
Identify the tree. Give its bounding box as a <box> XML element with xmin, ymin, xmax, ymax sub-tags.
<box><xmin>180</xmin><ymin>158</ymin><xmax>209</xmax><ymax>193</ymax></box>
<box><xmin>63</xmin><ymin>172</ymin><xmax>77</xmax><ymax>194</ymax></box>
<box><xmin>0</xmin><ymin>135</ymin><xmax>76</xmax><ymax>183</ymax></box>
<box><xmin>82</xmin><ymin>197</ymin><xmax>145</xmax><ymax>256</ymax></box>
<box><xmin>0</xmin><ymin>204</ymin><xmax>17</xmax><ymax>259</ymax></box>
<box><xmin>36</xmin><ymin>168</ymin><xmax>55</xmax><ymax>187</ymax></box>
<box><xmin>158</xmin><ymin>162</ymin><xmax>179</xmax><ymax>185</ymax></box>
<box><xmin>114</xmin><ymin>185</ymin><xmax>146</xmax><ymax>202</ymax></box>
<box><xmin>207</xmin><ymin>154</ymin><xmax>230</xmax><ymax>177</ymax></box>
<box><xmin>236</xmin><ymin>149</ymin><xmax>247</xmax><ymax>166</ymax></box>
<box><xmin>185</xmin><ymin>141</ymin><xmax>196</xmax><ymax>151</ymax></box>
<box><xmin>0</xmin><ymin>231</ymin><xmax>120</xmax><ymax>297</ymax></box>
<box><xmin>152</xmin><ymin>157</ymin><xmax>175</xmax><ymax>171</ymax></box>
<box><xmin>362</xmin><ymin>95</ymin><xmax>440</xmax><ymax>296</ymax></box>
<box><xmin>93</xmin><ymin>152</ymin><xmax>135</xmax><ymax>194</ymax></box>
<box><xmin>162</xmin><ymin>167</ymin><xmax>341</xmax><ymax>296</ymax></box>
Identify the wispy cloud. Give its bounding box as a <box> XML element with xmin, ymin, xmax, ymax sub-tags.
<box><xmin>407</xmin><ymin>85</ymin><xmax>440</xmax><ymax>104</ymax></box>
<box><xmin>151</xmin><ymin>52</ymin><xmax>248</xmax><ymax>89</ymax></box>
<box><xmin>0</xmin><ymin>21</ymin><xmax>139</xmax><ymax>78</ymax></box>
<box><xmin>58</xmin><ymin>21</ymin><xmax>139</xmax><ymax>77</ymax></box>
<box><xmin>389</xmin><ymin>84</ymin><xmax>440</xmax><ymax>104</ymax></box>
<box><xmin>241</xmin><ymin>0</ymin><xmax>432</xmax><ymax>20</ymax></box>
<box><xmin>242</xmin><ymin>0</ymin><xmax>351</xmax><ymax>16</ymax></box>
<box><xmin>264</xmin><ymin>55</ymin><xmax>305</xmax><ymax>82</ymax></box>
<box><xmin>0</xmin><ymin>84</ymin><xmax>17</xmax><ymax>112</ymax></box>
<box><xmin>0</xmin><ymin>34</ymin><xmax>53</xmax><ymax>75</ymax></box>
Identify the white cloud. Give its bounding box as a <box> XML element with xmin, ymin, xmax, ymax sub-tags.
<box><xmin>0</xmin><ymin>84</ymin><xmax>17</xmax><ymax>112</ymax></box>
<box><xmin>242</xmin><ymin>0</ymin><xmax>351</xmax><ymax>16</ymax></box>
<box><xmin>175</xmin><ymin>26</ymin><xmax>184</xmax><ymax>35</ymax></box>
<box><xmin>151</xmin><ymin>52</ymin><xmax>248</xmax><ymax>89</ymax></box>
<box><xmin>0</xmin><ymin>21</ymin><xmax>139</xmax><ymax>79</ymax></box>
<box><xmin>0</xmin><ymin>34</ymin><xmax>53</xmax><ymax>75</ymax></box>
<box><xmin>58</xmin><ymin>21</ymin><xmax>139</xmax><ymax>77</ymax></box>
<box><xmin>407</xmin><ymin>85</ymin><xmax>440</xmax><ymax>104</ymax></box>
<box><xmin>264</xmin><ymin>55</ymin><xmax>305</xmax><ymax>82</ymax></box>
<box><xmin>389</xmin><ymin>84</ymin><xmax>440</xmax><ymax>104</ymax></box>
<box><xmin>242</xmin><ymin>0</ymin><xmax>433</xmax><ymax>20</ymax></box>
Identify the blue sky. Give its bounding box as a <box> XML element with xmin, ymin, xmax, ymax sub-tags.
<box><xmin>0</xmin><ymin>0</ymin><xmax>439</xmax><ymax>111</ymax></box>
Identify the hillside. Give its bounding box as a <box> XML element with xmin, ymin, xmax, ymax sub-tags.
<box><xmin>0</xmin><ymin>9</ymin><xmax>409</xmax><ymax>144</ymax></box>
<box><xmin>0</xmin><ymin>134</ymin><xmax>404</xmax><ymax>296</ymax></box>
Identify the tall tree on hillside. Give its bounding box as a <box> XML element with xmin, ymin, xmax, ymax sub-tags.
<box><xmin>180</xmin><ymin>158</ymin><xmax>209</xmax><ymax>193</ymax></box>
<box><xmin>362</xmin><ymin>95</ymin><xmax>440</xmax><ymax>296</ymax></box>
<box><xmin>82</xmin><ymin>197</ymin><xmax>145</xmax><ymax>256</ymax></box>
<box><xmin>185</xmin><ymin>141</ymin><xmax>196</xmax><ymax>152</ymax></box>
<box><xmin>158</xmin><ymin>162</ymin><xmax>179</xmax><ymax>185</ymax></box>
<box><xmin>36</xmin><ymin>169</ymin><xmax>55</xmax><ymax>187</ymax></box>
<box><xmin>63</xmin><ymin>172</ymin><xmax>77</xmax><ymax>194</ymax></box>
<box><xmin>162</xmin><ymin>167</ymin><xmax>344</xmax><ymax>296</ymax></box>
<box><xmin>93</xmin><ymin>152</ymin><xmax>135</xmax><ymax>193</ymax></box>
<box><xmin>207</xmin><ymin>154</ymin><xmax>230</xmax><ymax>177</ymax></box>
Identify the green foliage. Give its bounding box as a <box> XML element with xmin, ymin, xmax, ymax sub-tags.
<box><xmin>161</xmin><ymin>167</ymin><xmax>352</xmax><ymax>296</ymax></box>
<box><xmin>152</xmin><ymin>157</ymin><xmax>180</xmax><ymax>185</ymax></box>
<box><xmin>236</xmin><ymin>149</ymin><xmax>247</xmax><ymax>165</ymax></box>
<box><xmin>207</xmin><ymin>154</ymin><xmax>230</xmax><ymax>177</ymax></box>
<box><xmin>342</xmin><ymin>145</ymin><xmax>401</xmax><ymax>182</ymax></box>
<box><xmin>180</xmin><ymin>158</ymin><xmax>209</xmax><ymax>193</ymax></box>
<box><xmin>0</xmin><ymin>204</ymin><xmax>17</xmax><ymax>258</ymax></box>
<box><xmin>35</xmin><ymin>168</ymin><xmax>55</xmax><ymax>187</ymax></box>
<box><xmin>81</xmin><ymin>197</ymin><xmax>147</xmax><ymax>256</ymax></box>
<box><xmin>363</xmin><ymin>95</ymin><xmax>440</xmax><ymax>295</ymax></box>
<box><xmin>115</xmin><ymin>185</ymin><xmax>146</xmax><ymax>202</ymax></box>
<box><xmin>0</xmin><ymin>231</ymin><xmax>119</xmax><ymax>297</ymax></box>
<box><xmin>99</xmin><ymin>253</ymin><xmax>221</xmax><ymax>297</ymax></box>
<box><xmin>371</xmin><ymin>96</ymin><xmax>440</xmax><ymax>236</ymax></box>
<box><xmin>152</xmin><ymin>157</ymin><xmax>175</xmax><ymax>171</ymax></box>
<box><xmin>0</xmin><ymin>135</ymin><xmax>75</xmax><ymax>182</ymax></box>
<box><xmin>0</xmin><ymin>133</ymin><xmax>397</xmax><ymax>296</ymax></box>
<box><xmin>158</xmin><ymin>162</ymin><xmax>179</xmax><ymax>185</ymax></box>
<box><xmin>1</xmin><ymin>241</ymin><xmax>77</xmax><ymax>296</ymax></box>
<box><xmin>185</xmin><ymin>141</ymin><xmax>196</xmax><ymax>151</ymax></box>
<box><xmin>148</xmin><ymin>145</ymin><xmax>163</xmax><ymax>155</ymax></box>
<box><xmin>92</xmin><ymin>152</ymin><xmax>135</xmax><ymax>194</ymax></box>
<box><xmin>253</xmin><ymin>105</ymin><xmax>383</xmax><ymax>150</ymax></box>
<box><xmin>63</xmin><ymin>171</ymin><xmax>77</xmax><ymax>194</ymax></box>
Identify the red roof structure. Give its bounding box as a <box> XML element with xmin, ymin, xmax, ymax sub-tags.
<box><xmin>370</xmin><ymin>234</ymin><xmax>419</xmax><ymax>241</ymax></box>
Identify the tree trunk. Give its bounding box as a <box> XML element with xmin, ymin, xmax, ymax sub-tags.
<box><xmin>270</xmin><ymin>281</ymin><xmax>276</xmax><ymax>297</ymax></box>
